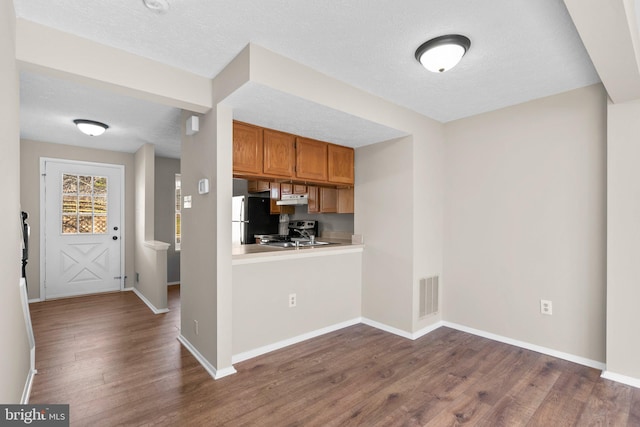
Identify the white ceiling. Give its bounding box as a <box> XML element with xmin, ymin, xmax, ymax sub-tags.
<box><xmin>15</xmin><ymin>0</ymin><xmax>601</xmax><ymax>158</ymax></box>
<box><xmin>20</xmin><ymin>71</ymin><xmax>183</xmax><ymax>158</ymax></box>
<box><xmin>225</xmin><ymin>82</ymin><xmax>408</xmax><ymax>148</ymax></box>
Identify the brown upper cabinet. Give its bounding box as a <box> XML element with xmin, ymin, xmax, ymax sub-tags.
<box><xmin>295</xmin><ymin>137</ymin><xmax>328</xmax><ymax>182</ymax></box>
<box><xmin>233</xmin><ymin>121</ymin><xmax>355</xmax><ymax>189</ymax></box>
<box><xmin>263</xmin><ymin>129</ymin><xmax>295</xmax><ymax>178</ymax></box>
<box><xmin>233</xmin><ymin>122</ymin><xmax>263</xmax><ymax>175</ymax></box>
<box><xmin>328</xmin><ymin>144</ymin><xmax>354</xmax><ymax>185</ymax></box>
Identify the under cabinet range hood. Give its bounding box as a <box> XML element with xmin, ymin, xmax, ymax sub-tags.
<box><xmin>276</xmin><ymin>194</ymin><xmax>309</xmax><ymax>205</ymax></box>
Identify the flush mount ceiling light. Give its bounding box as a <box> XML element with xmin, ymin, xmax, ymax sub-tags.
<box><xmin>142</xmin><ymin>0</ymin><xmax>169</xmax><ymax>13</ymax></box>
<box><xmin>73</xmin><ymin>119</ymin><xmax>109</xmax><ymax>136</ymax></box>
<box><xmin>415</xmin><ymin>34</ymin><xmax>471</xmax><ymax>73</ymax></box>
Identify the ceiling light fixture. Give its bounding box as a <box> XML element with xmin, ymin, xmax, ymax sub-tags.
<box><xmin>142</xmin><ymin>0</ymin><xmax>169</xmax><ymax>13</ymax></box>
<box><xmin>415</xmin><ymin>34</ymin><xmax>471</xmax><ymax>73</ymax></box>
<box><xmin>73</xmin><ymin>119</ymin><xmax>109</xmax><ymax>136</ymax></box>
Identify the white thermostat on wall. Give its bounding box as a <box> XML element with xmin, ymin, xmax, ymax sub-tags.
<box><xmin>198</xmin><ymin>178</ymin><xmax>209</xmax><ymax>194</ymax></box>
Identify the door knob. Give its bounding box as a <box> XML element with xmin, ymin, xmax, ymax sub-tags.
<box><xmin>112</xmin><ymin>236</ymin><xmax>118</xmax><ymax>240</ymax></box>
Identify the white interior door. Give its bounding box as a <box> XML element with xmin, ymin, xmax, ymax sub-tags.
<box><xmin>43</xmin><ymin>159</ymin><xmax>123</xmax><ymax>299</ymax></box>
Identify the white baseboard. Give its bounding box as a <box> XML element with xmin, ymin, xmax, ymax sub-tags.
<box><xmin>601</xmin><ymin>370</ymin><xmax>640</xmax><ymax>389</ymax></box>
<box><xmin>167</xmin><ymin>282</ymin><xmax>180</xmax><ymax>286</ymax></box>
<box><xmin>177</xmin><ymin>334</ymin><xmax>237</xmax><ymax>380</ymax></box>
<box><xmin>361</xmin><ymin>317</ymin><xmax>414</xmax><ymax>339</ymax></box>
<box><xmin>123</xmin><ymin>287</ymin><xmax>134</xmax><ymax>292</ymax></box>
<box><xmin>232</xmin><ymin>317</ymin><xmax>362</xmax><ymax>364</ymax></box>
<box><xmin>132</xmin><ymin>288</ymin><xmax>170</xmax><ymax>314</ymax></box>
<box><xmin>28</xmin><ymin>298</ymin><xmax>42</xmax><ymax>304</ymax></box>
<box><xmin>442</xmin><ymin>321</ymin><xmax>606</xmax><ymax>371</ymax></box>
<box><xmin>21</xmin><ymin>369</ymin><xmax>37</xmax><ymax>404</ymax></box>
<box><xmin>412</xmin><ymin>320</ymin><xmax>445</xmax><ymax>340</ymax></box>
<box><xmin>360</xmin><ymin>318</ymin><xmax>444</xmax><ymax>341</ymax></box>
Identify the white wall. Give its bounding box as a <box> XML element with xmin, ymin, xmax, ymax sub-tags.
<box><xmin>443</xmin><ymin>84</ymin><xmax>607</xmax><ymax>363</ymax></box>
<box><xmin>180</xmin><ymin>45</ymin><xmax>248</xmax><ymax>376</ymax></box>
<box><xmin>180</xmin><ymin>106</ymin><xmax>224</xmax><ymax>370</ymax></box>
<box><xmin>0</xmin><ymin>0</ymin><xmax>31</xmax><ymax>403</ymax></box>
<box><xmin>232</xmin><ymin>252</ymin><xmax>362</xmax><ymax>355</ymax></box>
<box><xmin>412</xmin><ymin>120</ymin><xmax>446</xmax><ymax>333</ymax></box>
<box><xmin>154</xmin><ymin>156</ymin><xmax>180</xmax><ymax>283</ymax></box>
<box><xmin>606</xmin><ymin>99</ymin><xmax>640</xmax><ymax>380</ymax></box>
<box><xmin>356</xmin><ymin>137</ymin><xmax>414</xmax><ymax>331</ymax></box>
<box><xmin>135</xmin><ymin>144</ymin><xmax>155</xmax><ymax>242</ymax></box>
<box><xmin>20</xmin><ymin>139</ymin><xmax>136</xmax><ymax>299</ymax></box>
<box><xmin>134</xmin><ymin>144</ymin><xmax>169</xmax><ymax>311</ymax></box>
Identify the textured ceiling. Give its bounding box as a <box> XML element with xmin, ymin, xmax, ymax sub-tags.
<box><xmin>20</xmin><ymin>71</ymin><xmax>182</xmax><ymax>158</ymax></box>
<box><xmin>226</xmin><ymin>82</ymin><xmax>408</xmax><ymax>148</ymax></box>
<box><xmin>15</xmin><ymin>0</ymin><xmax>601</xmax><ymax>156</ymax></box>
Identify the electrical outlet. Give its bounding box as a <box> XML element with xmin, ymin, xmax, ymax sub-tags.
<box><xmin>288</xmin><ymin>293</ymin><xmax>297</xmax><ymax>308</ymax></box>
<box><xmin>194</xmin><ymin>319</ymin><xmax>199</xmax><ymax>335</ymax></box>
<box><xmin>540</xmin><ymin>300</ymin><xmax>553</xmax><ymax>315</ymax></box>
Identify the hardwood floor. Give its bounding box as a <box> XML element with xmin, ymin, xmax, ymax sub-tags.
<box><xmin>29</xmin><ymin>287</ymin><xmax>640</xmax><ymax>426</ymax></box>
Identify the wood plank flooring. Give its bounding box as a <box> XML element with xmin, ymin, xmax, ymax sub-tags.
<box><xmin>28</xmin><ymin>287</ymin><xmax>640</xmax><ymax>426</ymax></box>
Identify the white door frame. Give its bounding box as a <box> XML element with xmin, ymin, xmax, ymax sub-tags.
<box><xmin>39</xmin><ymin>157</ymin><xmax>125</xmax><ymax>300</ymax></box>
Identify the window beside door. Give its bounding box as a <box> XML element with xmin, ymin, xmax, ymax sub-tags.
<box><xmin>175</xmin><ymin>174</ymin><xmax>181</xmax><ymax>251</ymax></box>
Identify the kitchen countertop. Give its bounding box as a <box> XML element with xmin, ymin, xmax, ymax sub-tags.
<box><xmin>232</xmin><ymin>238</ymin><xmax>364</xmax><ymax>265</ymax></box>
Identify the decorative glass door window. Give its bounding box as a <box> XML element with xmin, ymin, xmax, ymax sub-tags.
<box><xmin>62</xmin><ymin>174</ymin><xmax>108</xmax><ymax>234</ymax></box>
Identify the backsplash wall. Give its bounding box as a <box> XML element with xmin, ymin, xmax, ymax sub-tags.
<box><xmin>291</xmin><ymin>208</ymin><xmax>354</xmax><ymax>236</ymax></box>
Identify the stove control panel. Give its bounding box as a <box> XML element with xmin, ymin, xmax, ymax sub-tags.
<box><xmin>288</xmin><ymin>220</ymin><xmax>316</xmax><ymax>230</ymax></box>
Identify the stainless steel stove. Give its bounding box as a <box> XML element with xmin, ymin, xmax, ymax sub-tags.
<box><xmin>288</xmin><ymin>220</ymin><xmax>318</xmax><ymax>238</ymax></box>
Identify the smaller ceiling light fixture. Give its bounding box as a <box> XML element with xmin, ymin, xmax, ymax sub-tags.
<box><xmin>73</xmin><ymin>119</ymin><xmax>109</xmax><ymax>136</ymax></box>
<box><xmin>415</xmin><ymin>34</ymin><xmax>471</xmax><ymax>73</ymax></box>
<box><xmin>142</xmin><ymin>0</ymin><xmax>169</xmax><ymax>13</ymax></box>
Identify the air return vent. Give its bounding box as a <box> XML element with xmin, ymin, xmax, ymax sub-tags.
<box><xmin>419</xmin><ymin>276</ymin><xmax>439</xmax><ymax>318</ymax></box>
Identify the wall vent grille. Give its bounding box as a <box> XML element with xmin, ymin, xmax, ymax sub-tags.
<box><xmin>419</xmin><ymin>276</ymin><xmax>439</xmax><ymax>318</ymax></box>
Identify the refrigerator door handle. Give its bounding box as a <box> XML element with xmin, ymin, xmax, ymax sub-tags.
<box><xmin>240</xmin><ymin>202</ymin><xmax>245</xmax><ymax>244</ymax></box>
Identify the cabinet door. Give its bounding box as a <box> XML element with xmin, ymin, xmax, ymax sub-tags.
<box><xmin>296</xmin><ymin>137</ymin><xmax>328</xmax><ymax>182</ymax></box>
<box><xmin>307</xmin><ymin>186</ymin><xmax>319</xmax><ymax>214</ymax></box>
<box><xmin>233</xmin><ymin>122</ymin><xmax>263</xmax><ymax>175</ymax></box>
<box><xmin>269</xmin><ymin>182</ymin><xmax>294</xmax><ymax>215</ymax></box>
<box><xmin>269</xmin><ymin>182</ymin><xmax>281</xmax><ymax>215</ymax></box>
<box><xmin>293</xmin><ymin>185</ymin><xmax>307</xmax><ymax>194</ymax></box>
<box><xmin>320</xmin><ymin>187</ymin><xmax>337</xmax><ymax>213</ymax></box>
<box><xmin>263</xmin><ymin>129</ymin><xmax>295</xmax><ymax>177</ymax></box>
<box><xmin>248</xmin><ymin>180</ymin><xmax>270</xmax><ymax>193</ymax></box>
<box><xmin>281</xmin><ymin>183</ymin><xmax>292</xmax><ymax>195</ymax></box>
<box><xmin>328</xmin><ymin>144</ymin><xmax>354</xmax><ymax>185</ymax></box>
<box><xmin>337</xmin><ymin>188</ymin><xmax>354</xmax><ymax>213</ymax></box>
